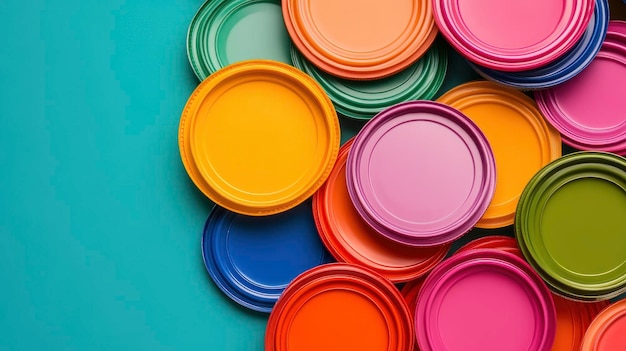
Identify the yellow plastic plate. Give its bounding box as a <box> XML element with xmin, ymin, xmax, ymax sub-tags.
<box><xmin>179</xmin><ymin>60</ymin><xmax>340</xmax><ymax>215</ymax></box>
<box><xmin>438</xmin><ymin>81</ymin><xmax>561</xmax><ymax>228</ymax></box>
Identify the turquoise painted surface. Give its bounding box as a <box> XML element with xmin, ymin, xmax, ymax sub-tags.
<box><xmin>0</xmin><ymin>1</ymin><xmax>482</xmax><ymax>350</ymax></box>
<box><xmin>0</xmin><ymin>1</ymin><xmax>266</xmax><ymax>350</ymax></box>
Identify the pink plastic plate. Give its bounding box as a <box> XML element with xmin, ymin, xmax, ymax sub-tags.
<box><xmin>432</xmin><ymin>0</ymin><xmax>595</xmax><ymax>71</ymax></box>
<box><xmin>535</xmin><ymin>21</ymin><xmax>626</xmax><ymax>155</ymax></box>
<box><xmin>416</xmin><ymin>249</ymin><xmax>557</xmax><ymax>351</ymax></box>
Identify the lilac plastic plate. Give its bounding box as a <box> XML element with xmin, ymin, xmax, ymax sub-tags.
<box><xmin>346</xmin><ymin>101</ymin><xmax>496</xmax><ymax>247</ymax></box>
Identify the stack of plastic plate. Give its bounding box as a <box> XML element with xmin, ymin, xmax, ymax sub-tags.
<box><xmin>201</xmin><ymin>202</ymin><xmax>333</xmax><ymax>312</ymax></box>
<box><xmin>282</xmin><ymin>0</ymin><xmax>439</xmax><ymax>80</ymax></box>
<box><xmin>265</xmin><ymin>263</ymin><xmax>414</xmax><ymax>351</ymax></box>
<box><xmin>472</xmin><ymin>0</ymin><xmax>609</xmax><ymax>89</ymax></box>
<box><xmin>535</xmin><ymin>21</ymin><xmax>626</xmax><ymax>155</ymax></box>
<box><xmin>290</xmin><ymin>41</ymin><xmax>447</xmax><ymax>119</ymax></box>
<box><xmin>516</xmin><ymin>152</ymin><xmax>626</xmax><ymax>301</ymax></box>
<box><xmin>432</xmin><ymin>0</ymin><xmax>600</xmax><ymax>89</ymax></box>
<box><xmin>187</xmin><ymin>0</ymin><xmax>294</xmax><ymax>80</ymax></box>
<box><xmin>433</xmin><ymin>0</ymin><xmax>595</xmax><ymax>71</ymax></box>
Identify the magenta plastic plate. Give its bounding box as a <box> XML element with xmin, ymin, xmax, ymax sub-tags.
<box><xmin>416</xmin><ymin>249</ymin><xmax>557</xmax><ymax>351</ymax></box>
<box><xmin>535</xmin><ymin>21</ymin><xmax>626</xmax><ymax>155</ymax></box>
<box><xmin>432</xmin><ymin>0</ymin><xmax>595</xmax><ymax>71</ymax></box>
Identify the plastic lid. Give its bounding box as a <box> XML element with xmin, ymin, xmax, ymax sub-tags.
<box><xmin>437</xmin><ymin>81</ymin><xmax>562</xmax><ymax>228</ymax></box>
<box><xmin>178</xmin><ymin>60</ymin><xmax>340</xmax><ymax>216</ymax></box>
<box><xmin>516</xmin><ymin>152</ymin><xmax>626</xmax><ymax>300</ymax></box>
<box><xmin>265</xmin><ymin>263</ymin><xmax>414</xmax><ymax>351</ymax></box>
<box><xmin>432</xmin><ymin>0</ymin><xmax>595</xmax><ymax>71</ymax></box>
<box><xmin>535</xmin><ymin>21</ymin><xmax>626</xmax><ymax>155</ymax></box>
<box><xmin>291</xmin><ymin>41</ymin><xmax>447</xmax><ymax>120</ymax></box>
<box><xmin>581</xmin><ymin>300</ymin><xmax>626</xmax><ymax>351</ymax></box>
<box><xmin>472</xmin><ymin>0</ymin><xmax>609</xmax><ymax>89</ymax></box>
<box><xmin>201</xmin><ymin>201</ymin><xmax>332</xmax><ymax>313</ymax></box>
<box><xmin>313</xmin><ymin>138</ymin><xmax>450</xmax><ymax>283</ymax></box>
<box><xmin>282</xmin><ymin>0</ymin><xmax>437</xmax><ymax>80</ymax></box>
<box><xmin>416</xmin><ymin>249</ymin><xmax>557</xmax><ymax>351</ymax></box>
<box><xmin>187</xmin><ymin>0</ymin><xmax>293</xmax><ymax>80</ymax></box>
<box><xmin>456</xmin><ymin>236</ymin><xmax>609</xmax><ymax>351</ymax></box>
<box><xmin>346</xmin><ymin>101</ymin><xmax>496</xmax><ymax>247</ymax></box>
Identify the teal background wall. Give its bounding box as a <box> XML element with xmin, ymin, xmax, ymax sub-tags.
<box><xmin>0</xmin><ymin>2</ymin><xmax>476</xmax><ymax>349</ymax></box>
<box><xmin>0</xmin><ymin>0</ymin><xmax>514</xmax><ymax>348</ymax></box>
<box><xmin>2</xmin><ymin>1</ymin><xmax>624</xmax><ymax>350</ymax></box>
<box><xmin>0</xmin><ymin>1</ymin><xmax>269</xmax><ymax>350</ymax></box>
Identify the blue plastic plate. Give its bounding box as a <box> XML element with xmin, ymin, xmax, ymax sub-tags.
<box><xmin>201</xmin><ymin>201</ymin><xmax>332</xmax><ymax>313</ymax></box>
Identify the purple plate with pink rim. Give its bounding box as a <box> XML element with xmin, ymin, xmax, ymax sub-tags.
<box><xmin>346</xmin><ymin>101</ymin><xmax>496</xmax><ymax>247</ymax></box>
<box><xmin>535</xmin><ymin>21</ymin><xmax>626</xmax><ymax>155</ymax></box>
<box><xmin>416</xmin><ymin>249</ymin><xmax>557</xmax><ymax>351</ymax></box>
<box><xmin>432</xmin><ymin>0</ymin><xmax>594</xmax><ymax>72</ymax></box>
